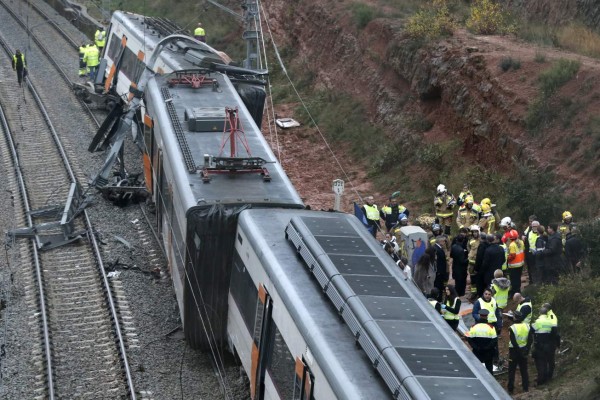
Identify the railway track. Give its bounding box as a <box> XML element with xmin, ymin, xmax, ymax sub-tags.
<box><xmin>0</xmin><ymin>1</ymin><xmax>249</xmax><ymax>398</ymax></box>
<box><xmin>0</xmin><ymin>14</ymin><xmax>135</xmax><ymax>400</ymax></box>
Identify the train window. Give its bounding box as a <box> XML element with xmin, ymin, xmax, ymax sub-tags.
<box><xmin>106</xmin><ymin>33</ymin><xmax>121</xmax><ymax>62</ymax></box>
<box><xmin>229</xmin><ymin>250</ymin><xmax>257</xmax><ymax>332</ymax></box>
<box><xmin>266</xmin><ymin>323</ymin><xmax>296</xmax><ymax>399</ymax></box>
<box><xmin>121</xmin><ymin>47</ymin><xmax>137</xmax><ymax>80</ymax></box>
<box><xmin>293</xmin><ymin>358</ymin><xmax>315</xmax><ymax>400</ymax></box>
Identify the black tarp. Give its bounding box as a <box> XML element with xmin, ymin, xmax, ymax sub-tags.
<box><xmin>183</xmin><ymin>204</ymin><xmax>248</xmax><ymax>351</ymax></box>
<box><xmin>235</xmin><ymin>84</ymin><xmax>266</xmax><ymax>129</ymax></box>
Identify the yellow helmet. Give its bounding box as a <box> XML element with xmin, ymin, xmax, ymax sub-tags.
<box><xmin>481</xmin><ymin>198</ymin><xmax>491</xmax><ymax>206</ymax></box>
<box><xmin>481</xmin><ymin>203</ymin><xmax>491</xmax><ymax>213</ymax></box>
<box><xmin>465</xmin><ymin>195</ymin><xmax>474</xmax><ymax>204</ymax></box>
<box><xmin>562</xmin><ymin>211</ymin><xmax>573</xmax><ymax>221</ymax></box>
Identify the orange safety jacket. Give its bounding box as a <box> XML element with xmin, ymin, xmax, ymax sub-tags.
<box><xmin>507</xmin><ymin>239</ymin><xmax>525</xmax><ymax>268</ymax></box>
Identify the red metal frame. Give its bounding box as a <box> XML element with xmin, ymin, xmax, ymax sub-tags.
<box><xmin>167</xmin><ymin>71</ymin><xmax>216</xmax><ymax>89</ymax></box>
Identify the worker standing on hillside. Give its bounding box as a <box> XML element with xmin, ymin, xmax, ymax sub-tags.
<box><xmin>457</xmin><ymin>183</ymin><xmax>473</xmax><ymax>207</ymax></box>
<box><xmin>523</xmin><ymin>218</ymin><xmax>540</xmax><ymax>284</ymax></box>
<box><xmin>467</xmin><ymin>225</ymin><xmax>481</xmax><ymax>299</ymax></box>
<box><xmin>12</xmin><ymin>49</ymin><xmax>27</xmax><ymax>87</ymax></box>
<box><xmin>94</xmin><ymin>26</ymin><xmax>106</xmax><ymax>53</ymax></box>
<box><xmin>456</xmin><ymin>195</ymin><xmax>480</xmax><ymax>229</ymax></box>
<box><xmin>84</xmin><ymin>44</ymin><xmax>100</xmax><ymax>81</ymax></box>
<box><xmin>433</xmin><ymin>184</ymin><xmax>456</xmax><ymax>235</ymax></box>
<box><xmin>481</xmin><ymin>198</ymin><xmax>500</xmax><ymax>231</ymax></box>
<box><xmin>513</xmin><ymin>293</ymin><xmax>532</xmax><ymax>325</ymax></box>
<box><xmin>559</xmin><ymin>211</ymin><xmax>575</xmax><ymax>247</ymax></box>
<box><xmin>532</xmin><ymin>305</ymin><xmax>560</xmax><ymax>385</ymax></box>
<box><xmin>467</xmin><ymin>309</ymin><xmax>498</xmax><ymax>374</ymax></box>
<box><xmin>507</xmin><ymin>311</ymin><xmax>533</xmax><ymax>395</ymax></box>
<box><xmin>507</xmin><ymin>229</ymin><xmax>525</xmax><ymax>294</ymax></box>
<box><xmin>380</xmin><ymin>192</ymin><xmax>408</xmax><ymax>232</ymax></box>
<box><xmin>194</xmin><ymin>22</ymin><xmax>206</xmax><ymax>42</ymax></box>
<box><xmin>479</xmin><ymin>202</ymin><xmax>496</xmax><ymax>234</ymax></box>
<box><xmin>361</xmin><ymin>196</ymin><xmax>380</xmax><ymax>238</ymax></box>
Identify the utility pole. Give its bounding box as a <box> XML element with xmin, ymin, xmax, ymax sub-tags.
<box><xmin>205</xmin><ymin>0</ymin><xmax>261</xmax><ymax>70</ymax></box>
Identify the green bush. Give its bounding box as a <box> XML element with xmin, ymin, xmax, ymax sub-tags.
<box><xmin>405</xmin><ymin>0</ymin><xmax>456</xmax><ymax>40</ymax></box>
<box><xmin>499</xmin><ymin>56</ymin><xmax>521</xmax><ymax>71</ymax></box>
<box><xmin>503</xmin><ymin>162</ymin><xmax>565</xmax><ymax>223</ymax></box>
<box><xmin>466</xmin><ymin>0</ymin><xmax>515</xmax><ymax>35</ymax></box>
<box><xmin>578</xmin><ymin>220</ymin><xmax>600</xmax><ymax>277</ymax></box>
<box><xmin>349</xmin><ymin>2</ymin><xmax>378</xmax><ymax>29</ymax></box>
<box><xmin>538</xmin><ymin>59</ymin><xmax>581</xmax><ymax>97</ymax></box>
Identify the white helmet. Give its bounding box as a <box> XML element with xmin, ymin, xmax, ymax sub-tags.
<box><xmin>436</xmin><ymin>184</ymin><xmax>446</xmax><ymax>194</ymax></box>
<box><xmin>469</xmin><ymin>225</ymin><xmax>480</xmax><ymax>232</ymax></box>
<box><xmin>500</xmin><ymin>217</ymin><xmax>512</xmax><ymax>227</ymax></box>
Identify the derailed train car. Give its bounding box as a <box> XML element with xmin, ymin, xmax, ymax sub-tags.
<box><xmin>98</xmin><ymin>10</ymin><xmax>510</xmax><ymax>400</ymax></box>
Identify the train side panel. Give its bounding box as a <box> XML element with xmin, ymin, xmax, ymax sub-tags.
<box><xmin>229</xmin><ymin>209</ymin><xmax>391</xmax><ymax>400</ymax></box>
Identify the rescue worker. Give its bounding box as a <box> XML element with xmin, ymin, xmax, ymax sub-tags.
<box><xmin>467</xmin><ymin>225</ymin><xmax>481</xmax><ymax>300</ymax></box>
<box><xmin>524</xmin><ymin>219</ymin><xmax>540</xmax><ymax>284</ymax></box>
<box><xmin>78</xmin><ymin>42</ymin><xmax>90</xmax><ymax>76</ymax></box>
<box><xmin>194</xmin><ymin>22</ymin><xmax>206</xmax><ymax>42</ymax></box>
<box><xmin>490</xmin><ymin>269</ymin><xmax>511</xmax><ymax>312</ymax></box>
<box><xmin>457</xmin><ymin>183</ymin><xmax>473</xmax><ymax>207</ymax></box>
<box><xmin>12</xmin><ymin>49</ymin><xmax>27</xmax><ymax>87</ymax></box>
<box><xmin>380</xmin><ymin>192</ymin><xmax>408</xmax><ymax>232</ymax></box>
<box><xmin>500</xmin><ymin>216</ymin><xmax>514</xmax><ymax>243</ymax></box>
<box><xmin>441</xmin><ymin>285</ymin><xmax>461</xmax><ymax>331</ymax></box>
<box><xmin>94</xmin><ymin>26</ymin><xmax>106</xmax><ymax>52</ymax></box>
<box><xmin>541</xmin><ymin>223</ymin><xmax>565</xmax><ymax>284</ymax></box>
<box><xmin>559</xmin><ymin>211</ymin><xmax>575</xmax><ymax>247</ymax></box>
<box><xmin>513</xmin><ymin>293</ymin><xmax>532</xmax><ymax>325</ymax></box>
<box><xmin>427</xmin><ymin>288</ymin><xmax>442</xmax><ymax>314</ymax></box>
<box><xmin>472</xmin><ymin>287</ymin><xmax>502</xmax><ymax>333</ymax></box>
<box><xmin>532</xmin><ymin>305</ymin><xmax>560</xmax><ymax>385</ymax></box>
<box><xmin>456</xmin><ymin>195</ymin><xmax>480</xmax><ymax>229</ymax></box>
<box><xmin>361</xmin><ymin>196</ymin><xmax>380</xmax><ymax>238</ymax></box>
<box><xmin>433</xmin><ymin>184</ymin><xmax>456</xmax><ymax>235</ymax></box>
<box><xmin>507</xmin><ymin>310</ymin><xmax>533</xmax><ymax>394</ymax></box>
<box><xmin>467</xmin><ymin>309</ymin><xmax>498</xmax><ymax>374</ymax></box>
<box><xmin>480</xmin><ymin>197</ymin><xmax>500</xmax><ymax>230</ymax></box>
<box><xmin>507</xmin><ymin>229</ymin><xmax>525</xmax><ymax>294</ymax></box>
<box><xmin>83</xmin><ymin>44</ymin><xmax>100</xmax><ymax>81</ymax></box>
<box><xmin>565</xmin><ymin>226</ymin><xmax>585</xmax><ymax>272</ymax></box>
<box><xmin>479</xmin><ymin>202</ymin><xmax>495</xmax><ymax>234</ymax></box>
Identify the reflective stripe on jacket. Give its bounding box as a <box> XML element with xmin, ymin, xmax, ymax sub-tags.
<box><xmin>509</xmin><ymin>323</ymin><xmax>530</xmax><ymax>348</ymax></box>
<box><xmin>443</xmin><ymin>298</ymin><xmax>459</xmax><ymax>320</ymax></box>
<box><xmin>477</xmin><ymin>298</ymin><xmax>497</xmax><ymax>324</ymax></box>
<box><xmin>517</xmin><ymin>300</ymin><xmax>533</xmax><ymax>324</ymax></box>
<box><xmin>95</xmin><ymin>30</ymin><xmax>106</xmax><ymax>47</ymax></box>
<box><xmin>532</xmin><ymin>315</ymin><xmax>553</xmax><ymax>334</ymax></box>
<box><xmin>492</xmin><ymin>283</ymin><xmax>509</xmax><ymax>309</ymax></box>
<box><xmin>363</xmin><ymin>204</ymin><xmax>379</xmax><ymax>221</ymax></box>
<box><xmin>508</xmin><ymin>239</ymin><xmax>525</xmax><ymax>268</ymax></box>
<box><xmin>469</xmin><ymin>323</ymin><xmax>497</xmax><ymax>338</ymax></box>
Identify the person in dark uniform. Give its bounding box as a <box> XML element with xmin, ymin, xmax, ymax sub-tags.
<box><xmin>532</xmin><ymin>305</ymin><xmax>560</xmax><ymax>385</ymax></box>
<box><xmin>467</xmin><ymin>309</ymin><xmax>498</xmax><ymax>374</ymax></box>
<box><xmin>12</xmin><ymin>49</ymin><xmax>27</xmax><ymax>86</ymax></box>
<box><xmin>507</xmin><ymin>311</ymin><xmax>533</xmax><ymax>394</ymax></box>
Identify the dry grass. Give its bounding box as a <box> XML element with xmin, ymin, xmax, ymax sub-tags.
<box><xmin>556</xmin><ymin>24</ymin><xmax>600</xmax><ymax>59</ymax></box>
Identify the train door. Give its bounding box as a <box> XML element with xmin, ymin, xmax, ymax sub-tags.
<box><xmin>251</xmin><ymin>284</ymin><xmax>273</xmax><ymax>400</ymax></box>
<box><xmin>294</xmin><ymin>357</ymin><xmax>315</xmax><ymax>400</ymax></box>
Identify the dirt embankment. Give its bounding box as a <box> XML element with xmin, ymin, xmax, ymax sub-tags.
<box><xmin>263</xmin><ymin>0</ymin><xmax>600</xmax><ymax>213</ymax></box>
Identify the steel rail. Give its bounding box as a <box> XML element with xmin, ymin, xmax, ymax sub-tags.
<box><xmin>0</xmin><ymin>8</ymin><xmax>136</xmax><ymax>400</ymax></box>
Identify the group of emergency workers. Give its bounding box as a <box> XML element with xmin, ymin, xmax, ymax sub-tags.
<box><xmin>363</xmin><ymin>183</ymin><xmax>578</xmax><ymax>394</ymax></box>
<box><xmin>78</xmin><ymin>27</ymin><xmax>106</xmax><ymax>80</ymax></box>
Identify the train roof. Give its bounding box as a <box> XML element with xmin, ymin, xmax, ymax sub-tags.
<box><xmin>110</xmin><ymin>11</ymin><xmax>225</xmax><ymax>70</ymax></box>
<box><xmin>144</xmin><ymin>71</ymin><xmax>304</xmax><ymax>210</ymax></box>
<box><xmin>239</xmin><ymin>209</ymin><xmax>509</xmax><ymax>400</ymax></box>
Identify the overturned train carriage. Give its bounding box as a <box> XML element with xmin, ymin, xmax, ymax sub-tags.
<box><xmin>104</xmin><ymin>9</ymin><xmax>510</xmax><ymax>400</ymax></box>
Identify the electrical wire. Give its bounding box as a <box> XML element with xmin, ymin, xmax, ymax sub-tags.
<box><xmin>258</xmin><ymin>4</ymin><xmax>365</xmax><ymax>203</ymax></box>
